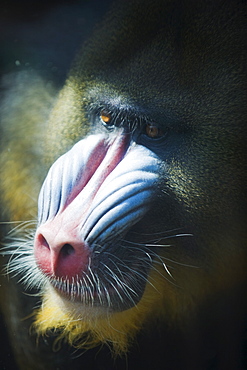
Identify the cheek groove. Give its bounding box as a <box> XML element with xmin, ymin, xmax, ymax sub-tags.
<box><xmin>35</xmin><ymin>133</ymin><xmax>160</xmax><ymax>284</ymax></box>
<box><xmin>38</xmin><ymin>134</ymin><xmax>109</xmax><ymax>224</ymax></box>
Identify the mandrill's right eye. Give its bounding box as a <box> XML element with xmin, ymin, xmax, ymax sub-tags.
<box><xmin>100</xmin><ymin>109</ymin><xmax>114</xmax><ymax>130</ymax></box>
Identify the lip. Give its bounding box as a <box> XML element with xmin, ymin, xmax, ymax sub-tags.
<box><xmin>47</xmin><ymin>262</ymin><xmax>150</xmax><ymax>312</ymax></box>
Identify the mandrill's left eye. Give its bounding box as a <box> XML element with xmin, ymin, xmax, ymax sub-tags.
<box><xmin>145</xmin><ymin>123</ymin><xmax>163</xmax><ymax>138</ymax></box>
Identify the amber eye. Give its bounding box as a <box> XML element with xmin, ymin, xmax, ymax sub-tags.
<box><xmin>100</xmin><ymin>110</ymin><xmax>112</xmax><ymax>125</ymax></box>
<box><xmin>145</xmin><ymin>123</ymin><xmax>163</xmax><ymax>138</ymax></box>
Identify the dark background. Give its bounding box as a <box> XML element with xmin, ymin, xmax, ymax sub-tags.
<box><xmin>0</xmin><ymin>0</ymin><xmax>112</xmax><ymax>85</ymax></box>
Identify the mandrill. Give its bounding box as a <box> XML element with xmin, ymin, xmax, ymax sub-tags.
<box><xmin>0</xmin><ymin>0</ymin><xmax>247</xmax><ymax>369</ymax></box>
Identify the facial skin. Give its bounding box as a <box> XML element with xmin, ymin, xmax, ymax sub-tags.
<box><xmin>0</xmin><ymin>0</ymin><xmax>246</xmax><ymax>368</ymax></box>
<box><xmin>34</xmin><ymin>132</ymin><xmax>161</xmax><ymax>311</ymax></box>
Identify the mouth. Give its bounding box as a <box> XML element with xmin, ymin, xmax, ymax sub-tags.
<box><xmin>46</xmin><ymin>243</ymin><xmax>152</xmax><ymax>312</ymax></box>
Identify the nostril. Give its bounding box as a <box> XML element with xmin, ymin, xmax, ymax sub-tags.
<box><xmin>37</xmin><ymin>233</ymin><xmax>50</xmax><ymax>249</ymax></box>
<box><xmin>34</xmin><ymin>231</ymin><xmax>52</xmax><ymax>276</ymax></box>
<box><xmin>60</xmin><ymin>243</ymin><xmax>75</xmax><ymax>257</ymax></box>
<box><xmin>34</xmin><ymin>224</ymin><xmax>90</xmax><ymax>280</ymax></box>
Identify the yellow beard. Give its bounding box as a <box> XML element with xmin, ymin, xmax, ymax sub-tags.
<box><xmin>33</xmin><ymin>266</ymin><xmax>178</xmax><ymax>356</ymax></box>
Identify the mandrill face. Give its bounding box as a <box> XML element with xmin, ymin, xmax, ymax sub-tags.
<box><xmin>34</xmin><ymin>132</ymin><xmax>161</xmax><ymax>312</ymax></box>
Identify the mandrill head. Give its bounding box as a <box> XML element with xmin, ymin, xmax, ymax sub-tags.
<box><xmin>3</xmin><ymin>0</ymin><xmax>246</xmax><ymax>358</ymax></box>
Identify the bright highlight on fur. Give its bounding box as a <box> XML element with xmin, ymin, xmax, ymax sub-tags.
<box><xmin>4</xmin><ymin>221</ymin><xmax>193</xmax><ymax>355</ymax></box>
<box><xmin>34</xmin><ymin>266</ymin><xmax>176</xmax><ymax>356</ymax></box>
<box><xmin>5</xmin><ymin>223</ymin><xmax>190</xmax><ymax>355</ymax></box>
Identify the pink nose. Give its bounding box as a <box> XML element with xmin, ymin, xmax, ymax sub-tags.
<box><xmin>34</xmin><ymin>133</ymin><xmax>131</xmax><ymax>282</ymax></box>
<box><xmin>34</xmin><ymin>221</ymin><xmax>90</xmax><ymax>281</ymax></box>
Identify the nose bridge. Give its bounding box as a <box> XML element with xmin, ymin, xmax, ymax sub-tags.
<box><xmin>65</xmin><ymin>132</ymin><xmax>130</xmax><ymax>209</ymax></box>
<box><xmin>38</xmin><ymin>132</ymin><xmax>130</xmax><ymax>226</ymax></box>
<box><xmin>34</xmin><ymin>132</ymin><xmax>131</xmax><ymax>279</ymax></box>
<box><xmin>48</xmin><ymin>132</ymin><xmax>131</xmax><ymax>233</ymax></box>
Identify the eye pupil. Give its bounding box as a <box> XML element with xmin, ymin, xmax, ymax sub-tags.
<box><xmin>100</xmin><ymin>110</ymin><xmax>112</xmax><ymax>124</ymax></box>
<box><xmin>146</xmin><ymin>124</ymin><xmax>162</xmax><ymax>138</ymax></box>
